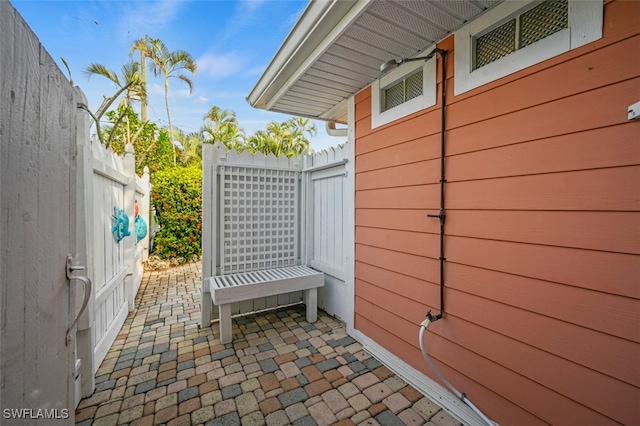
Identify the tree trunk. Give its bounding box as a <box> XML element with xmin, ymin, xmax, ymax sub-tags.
<box><xmin>141</xmin><ymin>51</ymin><xmax>147</xmax><ymax>122</ymax></box>
<box><xmin>164</xmin><ymin>73</ymin><xmax>175</xmax><ymax>164</ymax></box>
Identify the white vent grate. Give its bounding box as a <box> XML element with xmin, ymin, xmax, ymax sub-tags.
<box><xmin>384</xmin><ymin>81</ymin><xmax>405</xmax><ymax>111</ymax></box>
<box><xmin>406</xmin><ymin>71</ymin><xmax>423</xmax><ymax>101</ymax></box>
<box><xmin>220</xmin><ymin>165</ymin><xmax>299</xmax><ymax>274</ymax></box>
<box><xmin>475</xmin><ymin>19</ymin><xmax>516</xmax><ymax>69</ymax></box>
<box><xmin>520</xmin><ymin>0</ymin><xmax>568</xmax><ymax>48</ymax></box>
<box><xmin>474</xmin><ymin>0</ymin><xmax>568</xmax><ymax>70</ymax></box>
<box><xmin>382</xmin><ymin>70</ymin><xmax>423</xmax><ymax>112</ymax></box>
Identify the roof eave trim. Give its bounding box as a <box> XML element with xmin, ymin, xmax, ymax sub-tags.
<box><xmin>247</xmin><ymin>0</ymin><xmax>371</xmax><ymax>111</ymax></box>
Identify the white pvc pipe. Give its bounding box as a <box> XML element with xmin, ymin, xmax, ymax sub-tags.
<box><xmin>419</xmin><ymin>319</ymin><xmax>496</xmax><ymax>426</ymax></box>
<box><xmin>325</xmin><ymin>121</ymin><xmax>348</xmax><ymax>137</ymax></box>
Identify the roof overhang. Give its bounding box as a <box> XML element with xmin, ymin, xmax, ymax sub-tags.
<box><xmin>247</xmin><ymin>0</ymin><xmax>502</xmax><ymax>124</ymax></box>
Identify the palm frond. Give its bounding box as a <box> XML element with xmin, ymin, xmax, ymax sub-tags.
<box><xmin>83</xmin><ymin>63</ymin><xmax>120</xmax><ymax>85</ymax></box>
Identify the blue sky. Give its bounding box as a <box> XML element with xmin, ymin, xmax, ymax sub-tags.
<box><xmin>11</xmin><ymin>0</ymin><xmax>344</xmax><ymax>151</ymax></box>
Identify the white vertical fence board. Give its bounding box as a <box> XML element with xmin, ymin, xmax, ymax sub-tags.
<box><xmin>303</xmin><ymin>145</ymin><xmax>350</xmax><ymax>319</ymax></box>
<box><xmin>87</xmin><ymin>137</ymin><xmax>150</xmax><ymax>374</ymax></box>
<box><xmin>334</xmin><ymin>176</ymin><xmax>344</xmax><ymax>266</ymax></box>
<box><xmin>93</xmin><ymin>176</ymin><xmax>105</xmax><ymax>293</ymax></box>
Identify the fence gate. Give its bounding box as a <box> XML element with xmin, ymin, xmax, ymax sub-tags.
<box><xmin>2</xmin><ymin>4</ymin><xmax>78</xmax><ymax>420</ymax></box>
<box><xmin>75</xmin><ymin>129</ymin><xmax>150</xmax><ymax>401</ymax></box>
<box><xmin>301</xmin><ymin>146</ymin><xmax>350</xmax><ymax>321</ymax></box>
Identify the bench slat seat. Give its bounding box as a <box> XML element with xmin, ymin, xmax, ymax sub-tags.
<box><xmin>203</xmin><ymin>266</ymin><xmax>324</xmax><ymax>343</ymax></box>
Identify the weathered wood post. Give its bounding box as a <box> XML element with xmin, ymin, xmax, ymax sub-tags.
<box><xmin>74</xmin><ymin>87</ymin><xmax>95</xmax><ymax>400</ymax></box>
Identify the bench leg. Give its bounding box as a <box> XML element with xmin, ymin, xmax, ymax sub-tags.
<box><xmin>201</xmin><ymin>289</ymin><xmax>212</xmax><ymax>328</ymax></box>
<box><xmin>219</xmin><ymin>304</ymin><xmax>233</xmax><ymax>344</ymax></box>
<box><xmin>304</xmin><ymin>288</ymin><xmax>318</xmax><ymax>323</ymax></box>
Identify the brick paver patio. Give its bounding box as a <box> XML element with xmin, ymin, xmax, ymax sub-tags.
<box><xmin>75</xmin><ymin>262</ymin><xmax>461</xmax><ymax>426</ymax></box>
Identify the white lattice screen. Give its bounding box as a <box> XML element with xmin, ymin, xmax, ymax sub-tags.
<box><xmin>219</xmin><ymin>165</ymin><xmax>299</xmax><ymax>274</ymax></box>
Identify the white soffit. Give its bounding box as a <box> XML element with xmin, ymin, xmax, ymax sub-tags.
<box><xmin>247</xmin><ymin>0</ymin><xmax>502</xmax><ymax>123</ymax></box>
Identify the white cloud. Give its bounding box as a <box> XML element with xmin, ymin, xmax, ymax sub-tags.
<box><xmin>209</xmin><ymin>91</ymin><xmax>246</xmax><ymax>100</ymax></box>
<box><xmin>240</xmin><ymin>0</ymin><xmax>268</xmax><ymax>14</ymax></box>
<box><xmin>172</xmin><ymin>88</ymin><xmax>192</xmax><ymax>98</ymax></box>
<box><xmin>197</xmin><ymin>51</ymin><xmax>247</xmax><ymax>79</ymax></box>
<box><xmin>149</xmin><ymin>82</ymin><xmax>192</xmax><ymax>98</ymax></box>
<box><xmin>149</xmin><ymin>83</ymin><xmax>165</xmax><ymax>96</ymax></box>
<box><xmin>245</xmin><ymin>64</ymin><xmax>268</xmax><ymax>77</ymax></box>
<box><xmin>195</xmin><ymin>95</ymin><xmax>209</xmax><ymax>104</ymax></box>
<box><xmin>121</xmin><ymin>0</ymin><xmax>188</xmax><ymax>34</ymax></box>
<box><xmin>219</xmin><ymin>0</ymin><xmax>268</xmax><ymax>41</ymax></box>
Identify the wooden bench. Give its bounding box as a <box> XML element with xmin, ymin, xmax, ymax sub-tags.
<box><xmin>202</xmin><ymin>265</ymin><xmax>324</xmax><ymax>344</ymax></box>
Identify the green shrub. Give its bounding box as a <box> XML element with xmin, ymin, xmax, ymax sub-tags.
<box><xmin>151</xmin><ymin>166</ymin><xmax>202</xmax><ymax>262</ymax></box>
<box><xmin>104</xmin><ymin>106</ymin><xmax>174</xmax><ymax>176</ymax></box>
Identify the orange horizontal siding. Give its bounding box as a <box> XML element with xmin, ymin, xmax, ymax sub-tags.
<box><xmin>447</xmin><ymin>166</ymin><xmax>640</xmax><ymax>211</ymax></box>
<box><xmin>355</xmin><ymin>262</ymin><xmax>438</xmax><ymax>311</ymax></box>
<box><xmin>602</xmin><ymin>0</ymin><xmax>640</xmax><ymax>40</ymax></box>
<box><xmin>356</xmin><ymin>226</ymin><xmax>439</xmax><ymax>258</ymax></box>
<box><xmin>354</xmin><ymin>88</ymin><xmax>371</xmax><ymax>123</ymax></box>
<box><xmin>356</xmin><ymin>159</ymin><xmax>440</xmax><ymax>190</ymax></box>
<box><xmin>356</xmin><ymin>185</ymin><xmax>439</xmax><ymax>210</ymax></box>
<box><xmin>356</xmin><ymin>298</ymin><xmax>623</xmax><ymax>425</ymax></box>
<box><xmin>358</xmin><ymin>208</ymin><xmax>639</xmax><ymax>255</ymax></box>
<box><xmin>441</xmin><ymin>314</ymin><xmax>638</xmax><ymax>425</ymax></box>
<box><xmin>447</xmin><ymin>124</ymin><xmax>639</xmax><ymax>180</ymax></box>
<box><xmin>356</xmin><ymin>103</ymin><xmax>440</xmax><ymax>156</ymax></box>
<box><xmin>355</xmin><ymin>246</ymin><xmax>440</xmax><ymax>284</ymax></box>
<box><xmin>355</xmin><ymin>313</ymin><xmax>547</xmax><ymax>426</ymax></box>
<box><xmin>356</xmin><ymin>134</ymin><xmax>440</xmax><ymax>173</ymax></box>
<box><xmin>353</xmin><ymin>1</ymin><xmax>640</xmax><ymax>424</ymax></box>
<box><xmin>357</xmin><ymin>278</ymin><xmax>637</xmax><ymax>424</ymax></box>
<box><xmin>359</xmin><ymin>264</ymin><xmax>638</xmax><ymax>391</ymax></box>
<box><xmin>446</xmin><ymin>35</ymin><xmax>640</xmax><ymax>131</ymax></box>
<box><xmin>446</xmin><ymin>289</ymin><xmax>639</xmax><ymax>389</ymax></box>
<box><xmin>356</xmin><ymin>208</ymin><xmax>439</xmax><ymax>234</ymax></box>
<box><xmin>446</xmin><ymin>262</ymin><xmax>638</xmax><ymax>343</ymax></box>
<box><xmin>447</xmin><ymin>77</ymin><xmax>639</xmax><ymax>155</ymax></box>
<box><xmin>447</xmin><ymin>235</ymin><xmax>639</xmax><ymax>298</ymax></box>
<box><xmin>448</xmin><ymin>210</ymin><xmax>639</xmax><ymax>254</ymax></box>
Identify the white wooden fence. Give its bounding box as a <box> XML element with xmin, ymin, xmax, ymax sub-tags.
<box><xmin>202</xmin><ymin>143</ymin><xmax>350</xmax><ymax>323</ymax></box>
<box><xmin>75</xmin><ymin>127</ymin><xmax>150</xmax><ymax>400</ymax></box>
<box><xmin>301</xmin><ymin>146</ymin><xmax>351</xmax><ymax>322</ymax></box>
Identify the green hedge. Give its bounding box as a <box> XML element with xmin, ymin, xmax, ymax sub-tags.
<box><xmin>151</xmin><ymin>166</ymin><xmax>202</xmax><ymax>261</ymax></box>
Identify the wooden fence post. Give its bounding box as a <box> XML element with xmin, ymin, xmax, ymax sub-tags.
<box><xmin>74</xmin><ymin>87</ymin><xmax>95</xmax><ymax>400</ymax></box>
<box><xmin>140</xmin><ymin>166</ymin><xmax>151</xmax><ymax>261</ymax></box>
<box><xmin>123</xmin><ymin>143</ymin><xmax>136</xmax><ymax>312</ymax></box>
<box><xmin>201</xmin><ymin>143</ymin><xmax>224</xmax><ymax>327</ymax></box>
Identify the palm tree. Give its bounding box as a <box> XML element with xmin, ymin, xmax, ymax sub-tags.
<box><xmin>130</xmin><ymin>35</ymin><xmax>151</xmax><ymax>122</ymax></box>
<box><xmin>171</xmin><ymin>128</ymin><xmax>204</xmax><ymax>167</ymax></box>
<box><xmin>144</xmin><ymin>38</ymin><xmax>197</xmax><ymax>163</ymax></box>
<box><xmin>83</xmin><ymin>61</ymin><xmax>146</xmax><ymax>145</ymax></box>
<box><xmin>200</xmin><ymin>106</ymin><xmax>245</xmax><ymax>151</ymax></box>
<box><xmin>289</xmin><ymin>117</ymin><xmax>317</xmax><ymax>140</ymax></box>
<box><xmin>286</xmin><ymin>117</ymin><xmax>316</xmax><ymax>156</ymax></box>
<box><xmin>246</xmin><ymin>118</ymin><xmax>315</xmax><ymax>157</ymax></box>
<box><xmin>246</xmin><ymin>130</ymin><xmax>271</xmax><ymax>155</ymax></box>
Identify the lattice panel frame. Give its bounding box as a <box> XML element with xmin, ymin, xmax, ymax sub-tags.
<box><xmin>219</xmin><ymin>165</ymin><xmax>299</xmax><ymax>274</ymax></box>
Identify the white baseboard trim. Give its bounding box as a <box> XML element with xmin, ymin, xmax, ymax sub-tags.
<box><xmin>350</xmin><ymin>329</ymin><xmax>490</xmax><ymax>426</ymax></box>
